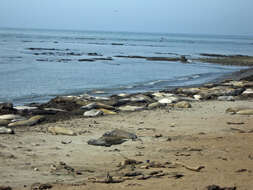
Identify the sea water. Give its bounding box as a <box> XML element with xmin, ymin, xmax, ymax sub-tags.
<box><xmin>0</xmin><ymin>28</ymin><xmax>252</xmax><ymax>105</ymax></box>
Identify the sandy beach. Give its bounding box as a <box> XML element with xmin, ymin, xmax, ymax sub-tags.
<box><xmin>1</xmin><ymin>77</ymin><xmax>253</xmax><ymax>190</ymax></box>
<box><xmin>1</xmin><ymin>1</ymin><xmax>253</xmax><ymax>189</ymax></box>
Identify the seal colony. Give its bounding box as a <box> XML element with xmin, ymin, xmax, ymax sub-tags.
<box><xmin>0</xmin><ymin>55</ymin><xmax>253</xmax><ymax>190</ymax></box>
<box><xmin>0</xmin><ymin>67</ymin><xmax>252</xmax><ymax>128</ymax></box>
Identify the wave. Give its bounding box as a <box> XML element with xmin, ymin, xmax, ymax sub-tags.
<box><xmin>84</xmin><ymin>72</ymin><xmax>220</xmax><ymax>96</ymax></box>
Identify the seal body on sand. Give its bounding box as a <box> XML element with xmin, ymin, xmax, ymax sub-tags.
<box><xmin>88</xmin><ymin>129</ymin><xmax>137</xmax><ymax>147</ymax></box>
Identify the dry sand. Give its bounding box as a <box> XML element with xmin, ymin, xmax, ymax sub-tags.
<box><xmin>1</xmin><ymin>100</ymin><xmax>253</xmax><ymax>190</ymax></box>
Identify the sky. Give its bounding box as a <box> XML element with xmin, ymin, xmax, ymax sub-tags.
<box><xmin>0</xmin><ymin>0</ymin><xmax>253</xmax><ymax>35</ymax></box>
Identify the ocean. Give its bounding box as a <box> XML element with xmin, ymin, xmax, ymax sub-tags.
<box><xmin>0</xmin><ymin>28</ymin><xmax>252</xmax><ymax>105</ymax></box>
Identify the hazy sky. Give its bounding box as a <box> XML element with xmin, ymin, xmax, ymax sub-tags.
<box><xmin>0</xmin><ymin>0</ymin><xmax>253</xmax><ymax>35</ymax></box>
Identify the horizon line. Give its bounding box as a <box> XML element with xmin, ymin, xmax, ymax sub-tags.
<box><xmin>0</xmin><ymin>26</ymin><xmax>252</xmax><ymax>37</ymax></box>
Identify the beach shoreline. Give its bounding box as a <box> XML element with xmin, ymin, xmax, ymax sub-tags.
<box><xmin>0</xmin><ymin>55</ymin><xmax>253</xmax><ymax>189</ymax></box>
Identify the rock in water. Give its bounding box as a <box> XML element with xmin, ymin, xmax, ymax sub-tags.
<box><xmin>8</xmin><ymin>115</ymin><xmax>45</xmax><ymax>127</ymax></box>
<box><xmin>180</xmin><ymin>55</ymin><xmax>187</xmax><ymax>62</ymax></box>
<box><xmin>88</xmin><ymin>129</ymin><xmax>137</xmax><ymax>147</ymax></box>
<box><xmin>83</xmin><ymin>109</ymin><xmax>103</xmax><ymax>117</ymax></box>
<box><xmin>48</xmin><ymin>127</ymin><xmax>76</xmax><ymax>136</ymax></box>
<box><xmin>0</xmin><ymin>127</ymin><xmax>14</xmax><ymax>134</ymax></box>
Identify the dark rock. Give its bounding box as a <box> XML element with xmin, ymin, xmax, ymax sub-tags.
<box><xmin>111</xmin><ymin>43</ymin><xmax>124</xmax><ymax>46</ymax></box>
<box><xmin>27</xmin><ymin>47</ymin><xmax>62</xmax><ymax>51</ymax></box>
<box><xmin>31</xmin><ymin>183</ymin><xmax>52</xmax><ymax>190</ymax></box>
<box><xmin>167</xmin><ymin>172</ymin><xmax>184</xmax><ymax>179</ymax></box>
<box><xmin>0</xmin><ymin>102</ymin><xmax>13</xmax><ymax>109</ymax></box>
<box><xmin>0</xmin><ymin>102</ymin><xmax>17</xmax><ymax>114</ymax></box>
<box><xmin>235</xmin><ymin>169</ymin><xmax>247</xmax><ymax>173</ymax></box>
<box><xmin>30</xmin><ymin>109</ymin><xmax>59</xmax><ymax>115</ymax></box>
<box><xmin>29</xmin><ymin>96</ymin><xmax>86</xmax><ymax>123</ymax></box>
<box><xmin>36</xmin><ymin>59</ymin><xmax>49</xmax><ymax>62</ymax></box>
<box><xmin>200</xmin><ymin>53</ymin><xmax>228</xmax><ymax>57</ymax></box>
<box><xmin>115</xmin><ymin>55</ymin><xmax>146</xmax><ymax>59</ymax></box>
<box><xmin>57</xmin><ymin>59</ymin><xmax>72</xmax><ymax>62</ymax></box>
<box><xmin>88</xmin><ymin>53</ymin><xmax>103</xmax><ymax>56</ymax></box>
<box><xmin>241</xmin><ymin>75</ymin><xmax>253</xmax><ymax>81</ymax></box>
<box><xmin>180</xmin><ymin>55</ymin><xmax>188</xmax><ymax>62</ymax></box>
<box><xmin>40</xmin><ymin>96</ymin><xmax>81</xmax><ymax>111</ymax></box>
<box><xmin>124</xmin><ymin>171</ymin><xmax>143</xmax><ymax>177</ymax></box>
<box><xmin>195</xmin><ymin>54</ymin><xmax>253</xmax><ymax>66</ymax></box>
<box><xmin>78</xmin><ymin>59</ymin><xmax>95</xmax><ymax>62</ymax></box>
<box><xmin>154</xmin><ymin>134</ymin><xmax>163</xmax><ymax>138</ymax></box>
<box><xmin>0</xmin><ymin>186</ymin><xmax>12</xmax><ymax>190</ymax></box>
<box><xmin>94</xmin><ymin>57</ymin><xmax>113</xmax><ymax>61</ymax></box>
<box><xmin>37</xmin><ymin>183</ymin><xmax>52</xmax><ymax>190</ymax></box>
<box><xmin>206</xmin><ymin>185</ymin><xmax>236</xmax><ymax>190</ymax></box>
<box><xmin>146</xmin><ymin>57</ymin><xmax>180</xmax><ymax>62</ymax></box>
<box><xmin>66</xmin><ymin>52</ymin><xmax>82</xmax><ymax>56</ymax></box>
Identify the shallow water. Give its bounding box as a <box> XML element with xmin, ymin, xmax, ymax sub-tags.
<box><xmin>0</xmin><ymin>28</ymin><xmax>252</xmax><ymax>105</ymax></box>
